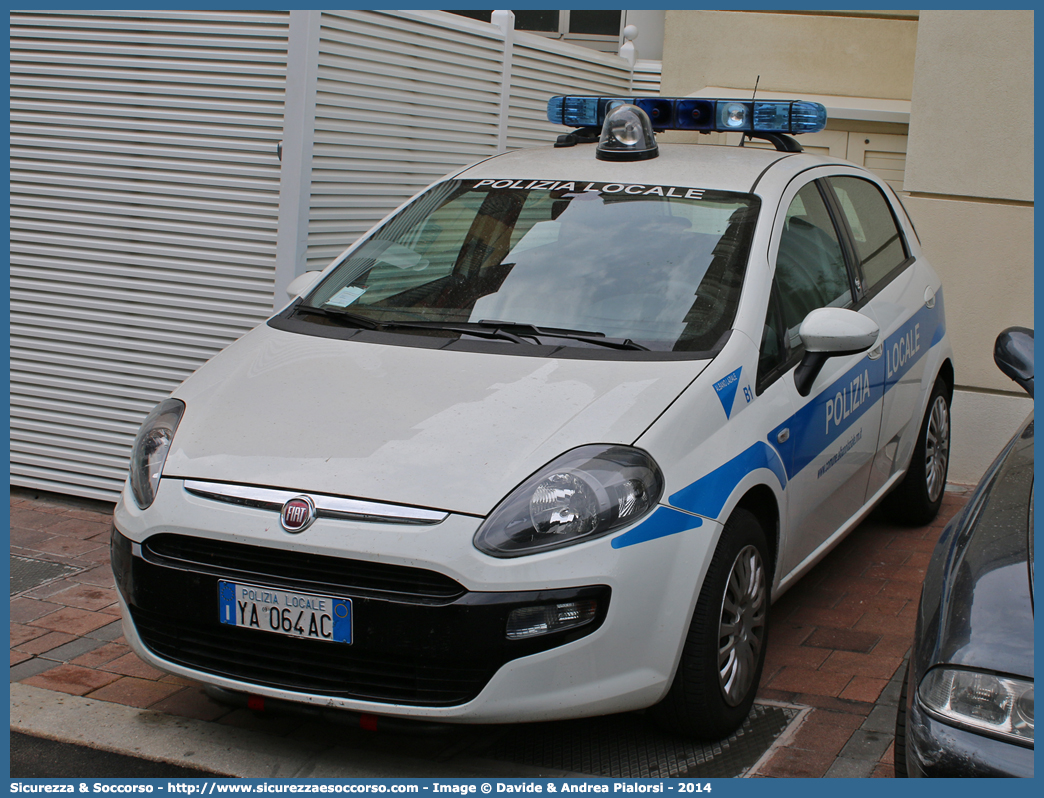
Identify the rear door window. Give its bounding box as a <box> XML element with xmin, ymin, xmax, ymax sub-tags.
<box><xmin>827</xmin><ymin>176</ymin><xmax>910</xmax><ymax>292</ymax></box>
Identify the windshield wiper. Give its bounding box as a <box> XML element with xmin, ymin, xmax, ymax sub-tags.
<box><xmin>296</xmin><ymin>307</ymin><xmax>529</xmax><ymax>344</ymax></box>
<box><xmin>295</xmin><ymin>305</ymin><xmax>384</xmax><ymax>330</ymax></box>
<box><xmin>474</xmin><ymin>320</ymin><xmax>650</xmax><ymax>351</ymax></box>
<box><xmin>295</xmin><ymin>308</ymin><xmax>648</xmax><ymax>350</ymax></box>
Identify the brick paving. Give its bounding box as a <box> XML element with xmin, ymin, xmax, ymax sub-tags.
<box><xmin>9</xmin><ymin>486</ymin><xmax>969</xmax><ymax>777</ymax></box>
<box><xmin>751</xmin><ymin>489</ymin><xmax>968</xmax><ymax>777</ymax></box>
<box><xmin>9</xmin><ymin>489</ymin><xmax>240</xmax><ymax>726</ymax></box>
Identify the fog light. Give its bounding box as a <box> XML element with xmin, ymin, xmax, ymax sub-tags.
<box><xmin>506</xmin><ymin>600</ymin><xmax>597</xmax><ymax>640</ymax></box>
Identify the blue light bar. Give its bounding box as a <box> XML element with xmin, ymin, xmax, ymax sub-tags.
<box><xmin>547</xmin><ymin>96</ymin><xmax>827</xmax><ymax>135</ymax></box>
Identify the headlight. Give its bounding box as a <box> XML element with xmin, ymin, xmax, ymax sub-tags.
<box><xmin>129</xmin><ymin>398</ymin><xmax>185</xmax><ymax>509</ymax></box>
<box><xmin>474</xmin><ymin>445</ymin><xmax>664</xmax><ymax>557</ymax></box>
<box><xmin>919</xmin><ymin>668</ymin><xmax>1034</xmax><ymax>745</ymax></box>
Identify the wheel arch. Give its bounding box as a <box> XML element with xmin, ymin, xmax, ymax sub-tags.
<box><xmin>731</xmin><ymin>483</ymin><xmax>780</xmax><ymax>582</ymax></box>
<box><xmin>937</xmin><ymin>357</ymin><xmax>955</xmax><ymax>399</ymax></box>
<box><xmin>893</xmin><ymin>348</ymin><xmax>955</xmax><ymax>479</ymax></box>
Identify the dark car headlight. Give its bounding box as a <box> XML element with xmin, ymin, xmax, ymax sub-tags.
<box><xmin>129</xmin><ymin>398</ymin><xmax>185</xmax><ymax>509</ymax></box>
<box><xmin>920</xmin><ymin>668</ymin><xmax>1034</xmax><ymax>745</ymax></box>
<box><xmin>474</xmin><ymin>445</ymin><xmax>664</xmax><ymax>558</ymax></box>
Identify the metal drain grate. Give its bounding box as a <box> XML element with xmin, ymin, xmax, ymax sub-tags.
<box><xmin>10</xmin><ymin>556</ymin><xmax>81</xmax><ymax>595</ymax></box>
<box><xmin>485</xmin><ymin>702</ymin><xmax>800</xmax><ymax>778</ymax></box>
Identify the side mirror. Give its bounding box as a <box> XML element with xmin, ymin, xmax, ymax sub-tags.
<box><xmin>286</xmin><ymin>271</ymin><xmax>323</xmax><ymax>300</ymax></box>
<box><xmin>994</xmin><ymin>327</ymin><xmax>1034</xmax><ymax>398</ymax></box>
<box><xmin>794</xmin><ymin>307</ymin><xmax>880</xmax><ymax>397</ymax></box>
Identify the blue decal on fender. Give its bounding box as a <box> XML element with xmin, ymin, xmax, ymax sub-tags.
<box><xmin>668</xmin><ymin>441</ymin><xmax>787</xmax><ymax>519</ymax></box>
<box><xmin>713</xmin><ymin>366</ymin><xmax>743</xmax><ymax>419</ymax></box>
<box><xmin>612</xmin><ymin>505</ymin><xmax>703</xmax><ymax>549</ymax></box>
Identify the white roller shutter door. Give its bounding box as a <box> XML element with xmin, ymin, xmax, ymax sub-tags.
<box><xmin>305</xmin><ymin>10</ymin><xmax>506</xmax><ymax>272</ymax></box>
<box><xmin>10</xmin><ymin>10</ymin><xmax>290</xmax><ymax>502</ymax></box>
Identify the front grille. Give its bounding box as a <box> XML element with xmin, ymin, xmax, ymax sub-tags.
<box><xmin>131</xmin><ymin>606</ymin><xmax>492</xmax><ymax>706</ymax></box>
<box><xmin>143</xmin><ymin>534</ymin><xmax>465</xmax><ymax>602</ymax></box>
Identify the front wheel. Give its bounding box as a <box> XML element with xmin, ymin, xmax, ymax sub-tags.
<box><xmin>650</xmin><ymin>509</ymin><xmax>770</xmax><ymax>739</ymax></box>
<box><xmin>883</xmin><ymin>378</ymin><xmax>951</xmax><ymax>525</ymax></box>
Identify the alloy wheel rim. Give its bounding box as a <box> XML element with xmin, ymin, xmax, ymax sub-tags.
<box><xmin>925</xmin><ymin>395</ymin><xmax>950</xmax><ymax>504</ymax></box>
<box><xmin>718</xmin><ymin>544</ymin><xmax>767</xmax><ymax>707</ymax></box>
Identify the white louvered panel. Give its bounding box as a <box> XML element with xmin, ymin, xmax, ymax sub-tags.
<box><xmin>11</xmin><ymin>375</ymin><xmax>163</xmax><ymax>418</ymax></box>
<box><xmin>631</xmin><ymin>59</ymin><xmax>662</xmax><ymax>95</ymax></box>
<box><xmin>847</xmin><ymin>133</ymin><xmax>908</xmax><ymax>192</ymax></box>
<box><xmin>11</xmin><ymin>353</ymin><xmax>189</xmax><ymax>399</ymax></box>
<box><xmin>10</xmin><ymin>358</ymin><xmax>197</xmax><ymax>406</ymax></box>
<box><xmin>305</xmin><ymin>10</ymin><xmax>505</xmax><ymax>270</ymax></box>
<box><xmin>12</xmin><ymin>402</ymin><xmax>144</xmax><ymax>439</ymax></box>
<box><xmin>14</xmin><ymin>422</ymin><xmax>130</xmax><ymax>457</ymax></box>
<box><xmin>11</xmin><ymin>10</ymin><xmax>290</xmax><ymax>502</ymax></box>
<box><xmin>505</xmin><ymin>33</ymin><xmax>633</xmax><ymax>152</ymax></box>
<box><xmin>11</xmin><ymin>280</ymin><xmax>265</xmax><ymax>333</ymax></box>
<box><xmin>15</xmin><ymin>441</ymin><xmax>128</xmax><ymax>479</ymax></box>
<box><xmin>12</xmin><ymin>299</ymin><xmax>253</xmax><ymax>352</ymax></box>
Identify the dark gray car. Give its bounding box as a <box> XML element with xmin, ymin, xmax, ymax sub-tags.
<box><xmin>895</xmin><ymin>327</ymin><xmax>1034</xmax><ymax>777</ymax></box>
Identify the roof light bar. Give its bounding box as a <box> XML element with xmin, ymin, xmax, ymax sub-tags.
<box><xmin>547</xmin><ymin>96</ymin><xmax>827</xmax><ymax>135</ymax></box>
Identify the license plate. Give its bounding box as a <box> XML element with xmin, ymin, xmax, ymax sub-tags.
<box><xmin>218</xmin><ymin>581</ymin><xmax>352</xmax><ymax>644</ymax></box>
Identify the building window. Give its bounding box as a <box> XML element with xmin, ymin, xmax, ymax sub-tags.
<box><xmin>568</xmin><ymin>10</ymin><xmax>621</xmax><ymax>36</ymax></box>
<box><xmin>445</xmin><ymin>11</ymin><xmax>623</xmax><ymax>51</ymax></box>
<box><xmin>514</xmin><ymin>10</ymin><xmax>559</xmax><ymax>32</ymax></box>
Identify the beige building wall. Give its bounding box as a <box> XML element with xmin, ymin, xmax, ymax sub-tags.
<box><xmin>659</xmin><ymin>9</ymin><xmax>1034</xmax><ymax>484</ymax></box>
<box><xmin>903</xmin><ymin>10</ymin><xmax>1034</xmax><ymax>484</ymax></box>
<box><xmin>660</xmin><ymin>10</ymin><xmax>918</xmax><ymax>100</ymax></box>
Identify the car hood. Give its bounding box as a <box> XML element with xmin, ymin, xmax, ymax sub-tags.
<box><xmin>930</xmin><ymin>414</ymin><xmax>1034</xmax><ymax>679</ymax></box>
<box><xmin>164</xmin><ymin>324</ymin><xmax>707</xmax><ymax>516</ymax></box>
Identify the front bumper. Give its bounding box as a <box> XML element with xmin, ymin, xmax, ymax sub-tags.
<box><xmin>112</xmin><ymin>527</ymin><xmax>610</xmax><ymax>706</ymax></box>
<box><xmin>906</xmin><ymin>698</ymin><xmax>1034</xmax><ymax>777</ymax></box>
<box><xmin>113</xmin><ymin>478</ymin><xmax>721</xmax><ymax>723</ymax></box>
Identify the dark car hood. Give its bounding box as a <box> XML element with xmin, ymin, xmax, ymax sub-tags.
<box><xmin>925</xmin><ymin>414</ymin><xmax>1034</xmax><ymax>679</ymax></box>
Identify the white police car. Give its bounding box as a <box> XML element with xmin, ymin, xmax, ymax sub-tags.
<box><xmin>112</xmin><ymin>96</ymin><xmax>953</xmax><ymax>740</ymax></box>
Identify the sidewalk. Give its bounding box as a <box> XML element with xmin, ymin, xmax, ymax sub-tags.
<box><xmin>9</xmin><ymin>486</ymin><xmax>969</xmax><ymax>778</ymax></box>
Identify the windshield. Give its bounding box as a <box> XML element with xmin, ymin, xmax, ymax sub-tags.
<box><xmin>301</xmin><ymin>179</ymin><xmax>760</xmax><ymax>353</ymax></box>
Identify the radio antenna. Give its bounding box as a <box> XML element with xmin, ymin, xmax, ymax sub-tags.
<box><xmin>739</xmin><ymin>77</ymin><xmax>764</xmax><ymax>149</ymax></box>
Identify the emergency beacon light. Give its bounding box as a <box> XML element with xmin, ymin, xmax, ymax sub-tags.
<box><xmin>547</xmin><ymin>96</ymin><xmax>827</xmax><ymax>136</ymax></box>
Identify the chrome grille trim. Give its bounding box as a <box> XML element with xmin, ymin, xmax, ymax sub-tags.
<box><xmin>181</xmin><ymin>479</ymin><xmax>448</xmax><ymax>525</ymax></box>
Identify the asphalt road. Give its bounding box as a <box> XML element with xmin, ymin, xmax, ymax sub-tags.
<box><xmin>10</xmin><ymin>732</ymin><xmax>224</xmax><ymax>779</ymax></box>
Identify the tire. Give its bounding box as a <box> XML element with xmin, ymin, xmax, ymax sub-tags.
<box><xmin>883</xmin><ymin>377</ymin><xmax>951</xmax><ymax>526</ymax></box>
<box><xmin>894</xmin><ymin>667</ymin><xmax>910</xmax><ymax>777</ymax></box>
<box><xmin>650</xmin><ymin>509</ymin><xmax>770</xmax><ymax>740</ymax></box>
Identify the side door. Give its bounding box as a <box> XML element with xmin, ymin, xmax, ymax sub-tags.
<box><xmin>756</xmin><ymin>176</ymin><xmax>884</xmax><ymax>580</ymax></box>
<box><xmin>821</xmin><ymin>174</ymin><xmax>943</xmax><ymax>501</ymax></box>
